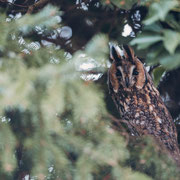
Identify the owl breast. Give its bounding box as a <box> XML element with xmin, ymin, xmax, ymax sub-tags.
<box><xmin>108</xmin><ymin>44</ymin><xmax>180</xmax><ymax>165</ymax></box>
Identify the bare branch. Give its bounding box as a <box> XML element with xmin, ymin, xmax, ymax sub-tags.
<box><xmin>27</xmin><ymin>0</ymin><xmax>50</xmax><ymax>14</ymax></box>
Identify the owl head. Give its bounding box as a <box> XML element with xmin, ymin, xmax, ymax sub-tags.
<box><xmin>108</xmin><ymin>44</ymin><xmax>148</xmax><ymax>93</ymax></box>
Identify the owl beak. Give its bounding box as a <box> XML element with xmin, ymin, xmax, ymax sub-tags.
<box><xmin>125</xmin><ymin>77</ymin><xmax>130</xmax><ymax>88</ymax></box>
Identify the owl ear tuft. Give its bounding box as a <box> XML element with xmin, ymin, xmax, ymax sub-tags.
<box><xmin>109</xmin><ymin>43</ymin><xmax>123</xmax><ymax>63</ymax></box>
<box><xmin>122</xmin><ymin>45</ymin><xmax>135</xmax><ymax>61</ymax></box>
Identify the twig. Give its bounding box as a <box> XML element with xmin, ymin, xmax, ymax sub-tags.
<box><xmin>0</xmin><ymin>0</ymin><xmax>29</xmax><ymax>8</ymax></box>
<box><xmin>107</xmin><ymin>113</ymin><xmax>130</xmax><ymax>144</ymax></box>
<box><xmin>27</xmin><ymin>0</ymin><xmax>50</xmax><ymax>14</ymax></box>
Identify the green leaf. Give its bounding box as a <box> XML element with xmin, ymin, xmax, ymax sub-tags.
<box><xmin>0</xmin><ymin>123</ymin><xmax>17</xmax><ymax>173</ymax></box>
<box><xmin>152</xmin><ymin>66</ymin><xmax>166</xmax><ymax>87</ymax></box>
<box><xmin>163</xmin><ymin>30</ymin><xmax>180</xmax><ymax>54</ymax></box>
<box><xmin>85</xmin><ymin>34</ymin><xmax>109</xmax><ymax>62</ymax></box>
<box><xmin>166</xmin><ymin>14</ymin><xmax>180</xmax><ymax>31</ymax></box>
<box><xmin>160</xmin><ymin>53</ymin><xmax>180</xmax><ymax>70</ymax></box>
<box><xmin>144</xmin><ymin>0</ymin><xmax>178</xmax><ymax>25</ymax></box>
<box><xmin>130</xmin><ymin>34</ymin><xmax>163</xmax><ymax>49</ymax></box>
<box><xmin>143</xmin><ymin>23</ymin><xmax>162</xmax><ymax>33</ymax></box>
<box><xmin>113</xmin><ymin>167</ymin><xmax>152</xmax><ymax>180</ymax></box>
<box><xmin>17</xmin><ymin>5</ymin><xmax>61</xmax><ymax>34</ymax></box>
<box><xmin>145</xmin><ymin>43</ymin><xmax>165</xmax><ymax>66</ymax></box>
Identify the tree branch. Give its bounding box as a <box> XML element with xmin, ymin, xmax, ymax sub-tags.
<box><xmin>27</xmin><ymin>0</ymin><xmax>50</xmax><ymax>14</ymax></box>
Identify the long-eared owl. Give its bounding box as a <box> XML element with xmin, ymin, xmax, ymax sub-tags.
<box><xmin>108</xmin><ymin>44</ymin><xmax>180</xmax><ymax>165</ymax></box>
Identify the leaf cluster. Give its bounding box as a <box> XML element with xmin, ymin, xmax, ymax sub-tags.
<box><xmin>130</xmin><ymin>0</ymin><xmax>180</xmax><ymax>84</ymax></box>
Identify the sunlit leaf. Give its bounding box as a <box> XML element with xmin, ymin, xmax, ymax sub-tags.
<box><xmin>152</xmin><ymin>66</ymin><xmax>166</xmax><ymax>87</ymax></box>
<box><xmin>163</xmin><ymin>30</ymin><xmax>180</xmax><ymax>54</ymax></box>
<box><xmin>130</xmin><ymin>34</ymin><xmax>163</xmax><ymax>49</ymax></box>
<box><xmin>143</xmin><ymin>23</ymin><xmax>162</xmax><ymax>33</ymax></box>
<box><xmin>160</xmin><ymin>53</ymin><xmax>180</xmax><ymax>70</ymax></box>
<box><xmin>144</xmin><ymin>0</ymin><xmax>178</xmax><ymax>25</ymax></box>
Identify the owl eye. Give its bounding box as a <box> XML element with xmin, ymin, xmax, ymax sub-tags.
<box><xmin>133</xmin><ymin>68</ymin><xmax>139</xmax><ymax>75</ymax></box>
<box><xmin>116</xmin><ymin>69</ymin><xmax>122</xmax><ymax>77</ymax></box>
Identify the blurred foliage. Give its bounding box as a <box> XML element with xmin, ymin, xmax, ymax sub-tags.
<box><xmin>130</xmin><ymin>0</ymin><xmax>180</xmax><ymax>84</ymax></box>
<box><xmin>100</xmin><ymin>0</ymin><xmax>135</xmax><ymax>9</ymax></box>
<box><xmin>127</xmin><ymin>137</ymin><xmax>180</xmax><ymax>180</ymax></box>
<box><xmin>0</xmin><ymin>0</ymin><xmax>180</xmax><ymax>180</ymax></box>
<box><xmin>152</xmin><ymin>66</ymin><xmax>166</xmax><ymax>87</ymax></box>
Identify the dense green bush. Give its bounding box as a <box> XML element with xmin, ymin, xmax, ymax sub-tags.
<box><xmin>0</xmin><ymin>0</ymin><xmax>180</xmax><ymax>179</ymax></box>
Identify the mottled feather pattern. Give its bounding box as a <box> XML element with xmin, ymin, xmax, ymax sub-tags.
<box><xmin>108</xmin><ymin>44</ymin><xmax>180</xmax><ymax>165</ymax></box>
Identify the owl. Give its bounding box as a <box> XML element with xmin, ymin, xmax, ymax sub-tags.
<box><xmin>108</xmin><ymin>44</ymin><xmax>180</xmax><ymax>165</ymax></box>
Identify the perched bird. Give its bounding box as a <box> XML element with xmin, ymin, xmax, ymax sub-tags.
<box><xmin>108</xmin><ymin>44</ymin><xmax>180</xmax><ymax>165</ymax></box>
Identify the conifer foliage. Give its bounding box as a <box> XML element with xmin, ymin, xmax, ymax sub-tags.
<box><xmin>0</xmin><ymin>5</ymin><xmax>146</xmax><ymax>180</ymax></box>
<box><xmin>0</xmin><ymin>1</ymin><xmax>180</xmax><ymax>180</ymax></box>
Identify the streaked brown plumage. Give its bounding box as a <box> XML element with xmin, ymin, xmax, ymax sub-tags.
<box><xmin>108</xmin><ymin>44</ymin><xmax>180</xmax><ymax>165</ymax></box>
